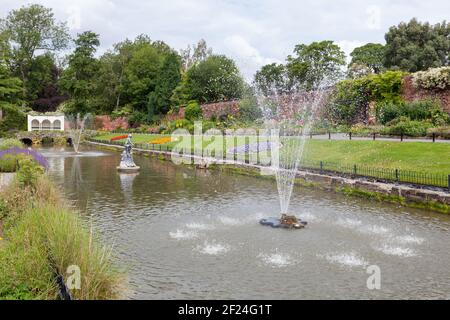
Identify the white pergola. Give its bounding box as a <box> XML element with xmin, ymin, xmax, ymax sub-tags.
<box><xmin>27</xmin><ymin>115</ymin><xmax>65</xmax><ymax>132</ymax></box>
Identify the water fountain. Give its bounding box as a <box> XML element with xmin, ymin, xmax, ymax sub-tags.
<box><xmin>257</xmin><ymin>81</ymin><xmax>332</xmax><ymax>229</ymax></box>
<box><xmin>66</xmin><ymin>113</ymin><xmax>92</xmax><ymax>154</ymax></box>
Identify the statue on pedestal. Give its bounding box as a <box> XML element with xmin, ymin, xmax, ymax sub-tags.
<box><xmin>117</xmin><ymin>134</ymin><xmax>140</xmax><ymax>172</ymax></box>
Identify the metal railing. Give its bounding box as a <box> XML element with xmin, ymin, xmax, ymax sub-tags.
<box><xmin>87</xmin><ymin>137</ymin><xmax>450</xmax><ymax>189</ymax></box>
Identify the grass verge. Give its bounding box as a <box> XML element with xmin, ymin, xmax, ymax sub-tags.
<box><xmin>0</xmin><ymin>174</ymin><xmax>124</xmax><ymax>300</ymax></box>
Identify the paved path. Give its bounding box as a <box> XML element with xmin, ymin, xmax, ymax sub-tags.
<box><xmin>311</xmin><ymin>133</ymin><xmax>450</xmax><ymax>143</ymax></box>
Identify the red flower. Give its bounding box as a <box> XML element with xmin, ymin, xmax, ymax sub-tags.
<box><xmin>110</xmin><ymin>135</ymin><xmax>128</xmax><ymax>141</ymax></box>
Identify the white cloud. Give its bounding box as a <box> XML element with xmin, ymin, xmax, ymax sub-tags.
<box><xmin>335</xmin><ymin>40</ymin><xmax>365</xmax><ymax>64</ymax></box>
<box><xmin>2</xmin><ymin>0</ymin><xmax>450</xmax><ymax>79</ymax></box>
<box><xmin>223</xmin><ymin>35</ymin><xmax>280</xmax><ymax>81</ymax></box>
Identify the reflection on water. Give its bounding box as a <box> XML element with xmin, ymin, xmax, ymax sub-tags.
<box><xmin>41</xmin><ymin>146</ymin><xmax>450</xmax><ymax>299</ymax></box>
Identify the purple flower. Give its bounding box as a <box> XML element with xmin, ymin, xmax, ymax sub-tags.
<box><xmin>0</xmin><ymin>147</ymin><xmax>49</xmax><ymax>170</ymax></box>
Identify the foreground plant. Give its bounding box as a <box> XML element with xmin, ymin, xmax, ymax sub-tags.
<box><xmin>0</xmin><ymin>165</ymin><xmax>124</xmax><ymax>299</ymax></box>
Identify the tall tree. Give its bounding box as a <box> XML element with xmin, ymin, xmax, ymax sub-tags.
<box><xmin>187</xmin><ymin>55</ymin><xmax>244</xmax><ymax>103</ymax></box>
<box><xmin>286</xmin><ymin>40</ymin><xmax>346</xmax><ymax>89</ymax></box>
<box><xmin>180</xmin><ymin>39</ymin><xmax>212</xmax><ymax>71</ymax></box>
<box><xmin>349</xmin><ymin>43</ymin><xmax>385</xmax><ymax>74</ymax></box>
<box><xmin>384</xmin><ymin>18</ymin><xmax>450</xmax><ymax>72</ymax></box>
<box><xmin>0</xmin><ymin>4</ymin><xmax>69</xmax><ymax>102</ymax></box>
<box><xmin>254</xmin><ymin>63</ymin><xmax>288</xmax><ymax>95</ymax></box>
<box><xmin>148</xmin><ymin>52</ymin><xmax>182</xmax><ymax>116</ymax></box>
<box><xmin>60</xmin><ymin>31</ymin><xmax>100</xmax><ymax>115</ymax></box>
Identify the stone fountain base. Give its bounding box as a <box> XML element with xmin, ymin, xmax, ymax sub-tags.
<box><xmin>259</xmin><ymin>214</ymin><xmax>307</xmax><ymax>229</ymax></box>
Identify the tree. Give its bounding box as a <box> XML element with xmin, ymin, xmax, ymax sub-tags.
<box><xmin>0</xmin><ymin>4</ymin><xmax>69</xmax><ymax>101</ymax></box>
<box><xmin>254</xmin><ymin>63</ymin><xmax>288</xmax><ymax>95</ymax></box>
<box><xmin>0</xmin><ymin>53</ymin><xmax>25</xmax><ymax>132</ymax></box>
<box><xmin>60</xmin><ymin>31</ymin><xmax>100</xmax><ymax>115</ymax></box>
<box><xmin>30</xmin><ymin>54</ymin><xmax>67</xmax><ymax>112</ymax></box>
<box><xmin>180</xmin><ymin>39</ymin><xmax>212</xmax><ymax>71</ymax></box>
<box><xmin>186</xmin><ymin>55</ymin><xmax>244</xmax><ymax>103</ymax></box>
<box><xmin>123</xmin><ymin>41</ymin><xmax>163</xmax><ymax>113</ymax></box>
<box><xmin>349</xmin><ymin>43</ymin><xmax>385</xmax><ymax>74</ymax></box>
<box><xmin>286</xmin><ymin>40</ymin><xmax>346</xmax><ymax>90</ymax></box>
<box><xmin>148</xmin><ymin>53</ymin><xmax>182</xmax><ymax>116</ymax></box>
<box><xmin>384</xmin><ymin>18</ymin><xmax>450</xmax><ymax>72</ymax></box>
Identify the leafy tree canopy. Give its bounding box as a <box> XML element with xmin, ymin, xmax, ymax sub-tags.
<box><xmin>384</xmin><ymin>18</ymin><xmax>450</xmax><ymax>72</ymax></box>
<box><xmin>349</xmin><ymin>43</ymin><xmax>385</xmax><ymax>74</ymax></box>
<box><xmin>187</xmin><ymin>55</ymin><xmax>244</xmax><ymax>103</ymax></box>
<box><xmin>0</xmin><ymin>4</ymin><xmax>69</xmax><ymax>101</ymax></box>
<box><xmin>286</xmin><ymin>40</ymin><xmax>346</xmax><ymax>90</ymax></box>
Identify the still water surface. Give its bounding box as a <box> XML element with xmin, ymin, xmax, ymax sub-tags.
<box><xmin>42</xmin><ymin>146</ymin><xmax>450</xmax><ymax>299</ymax></box>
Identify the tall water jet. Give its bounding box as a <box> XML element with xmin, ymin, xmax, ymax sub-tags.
<box><xmin>66</xmin><ymin>113</ymin><xmax>92</xmax><ymax>154</ymax></box>
<box><xmin>257</xmin><ymin>78</ymin><xmax>334</xmax><ymax>227</ymax></box>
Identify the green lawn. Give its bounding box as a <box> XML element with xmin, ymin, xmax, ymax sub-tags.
<box><xmin>93</xmin><ymin>133</ymin><xmax>450</xmax><ymax>175</ymax></box>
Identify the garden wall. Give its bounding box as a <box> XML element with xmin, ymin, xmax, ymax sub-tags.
<box><xmin>402</xmin><ymin>75</ymin><xmax>450</xmax><ymax>114</ymax></box>
<box><xmin>165</xmin><ymin>100</ymin><xmax>240</xmax><ymax>122</ymax></box>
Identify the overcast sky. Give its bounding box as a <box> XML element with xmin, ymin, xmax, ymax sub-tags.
<box><xmin>2</xmin><ymin>0</ymin><xmax>450</xmax><ymax>79</ymax></box>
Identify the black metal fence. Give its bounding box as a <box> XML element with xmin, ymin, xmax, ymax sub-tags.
<box><xmin>87</xmin><ymin>138</ymin><xmax>450</xmax><ymax>189</ymax></box>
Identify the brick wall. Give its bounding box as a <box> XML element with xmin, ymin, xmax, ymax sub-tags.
<box><xmin>402</xmin><ymin>75</ymin><xmax>450</xmax><ymax>113</ymax></box>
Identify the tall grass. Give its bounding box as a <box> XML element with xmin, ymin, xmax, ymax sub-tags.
<box><xmin>0</xmin><ymin>176</ymin><xmax>124</xmax><ymax>300</ymax></box>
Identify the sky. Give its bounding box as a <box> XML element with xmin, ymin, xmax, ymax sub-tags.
<box><xmin>1</xmin><ymin>0</ymin><xmax>450</xmax><ymax>80</ymax></box>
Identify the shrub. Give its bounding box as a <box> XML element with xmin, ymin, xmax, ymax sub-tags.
<box><xmin>184</xmin><ymin>101</ymin><xmax>202</xmax><ymax>121</ymax></box>
<box><xmin>376</xmin><ymin>102</ymin><xmax>402</xmax><ymax>124</ymax></box>
<box><xmin>412</xmin><ymin>67</ymin><xmax>450</xmax><ymax>90</ymax></box>
<box><xmin>0</xmin><ymin>154</ymin><xmax>18</xmax><ymax>172</ymax></box>
<box><xmin>0</xmin><ymin>138</ymin><xmax>23</xmax><ymax>150</ymax></box>
<box><xmin>427</xmin><ymin>126</ymin><xmax>450</xmax><ymax>139</ymax></box>
<box><xmin>381</xmin><ymin>120</ymin><xmax>432</xmax><ymax>137</ymax></box>
<box><xmin>366</xmin><ymin>70</ymin><xmax>405</xmax><ymax>104</ymax></box>
<box><xmin>350</xmin><ymin>124</ymin><xmax>384</xmax><ymax>135</ymax></box>
<box><xmin>0</xmin><ymin>105</ymin><xmax>27</xmax><ymax>136</ymax></box>
<box><xmin>16</xmin><ymin>157</ymin><xmax>45</xmax><ymax>187</ymax></box>
<box><xmin>376</xmin><ymin>99</ymin><xmax>447</xmax><ymax>125</ymax></box>
<box><xmin>238</xmin><ymin>95</ymin><xmax>262</xmax><ymax>122</ymax></box>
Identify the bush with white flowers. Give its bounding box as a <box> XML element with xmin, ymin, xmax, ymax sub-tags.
<box><xmin>412</xmin><ymin>67</ymin><xmax>450</xmax><ymax>90</ymax></box>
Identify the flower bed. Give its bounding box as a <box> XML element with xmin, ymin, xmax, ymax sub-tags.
<box><xmin>149</xmin><ymin>137</ymin><xmax>172</xmax><ymax>145</ymax></box>
<box><xmin>110</xmin><ymin>135</ymin><xmax>128</xmax><ymax>141</ymax></box>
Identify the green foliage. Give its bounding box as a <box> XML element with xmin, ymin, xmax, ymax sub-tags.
<box><xmin>187</xmin><ymin>55</ymin><xmax>244</xmax><ymax>103</ymax></box>
<box><xmin>254</xmin><ymin>63</ymin><xmax>288</xmax><ymax>95</ymax></box>
<box><xmin>0</xmin><ymin>104</ymin><xmax>27</xmax><ymax>135</ymax></box>
<box><xmin>170</xmin><ymin>72</ymin><xmax>191</xmax><ymax>107</ymax></box>
<box><xmin>0</xmin><ymin>138</ymin><xmax>23</xmax><ymax>150</ymax></box>
<box><xmin>384</xmin><ymin>18</ymin><xmax>450</xmax><ymax>72</ymax></box>
<box><xmin>428</xmin><ymin>126</ymin><xmax>450</xmax><ymax>139</ymax></box>
<box><xmin>148</xmin><ymin>53</ymin><xmax>182</xmax><ymax>115</ymax></box>
<box><xmin>0</xmin><ymin>154</ymin><xmax>18</xmax><ymax>172</ymax></box>
<box><xmin>381</xmin><ymin>119</ymin><xmax>432</xmax><ymax>137</ymax></box>
<box><xmin>349</xmin><ymin>43</ymin><xmax>385</xmax><ymax>74</ymax></box>
<box><xmin>0</xmin><ymin>176</ymin><xmax>123</xmax><ymax>300</ymax></box>
<box><xmin>60</xmin><ymin>31</ymin><xmax>100</xmax><ymax>115</ymax></box>
<box><xmin>184</xmin><ymin>100</ymin><xmax>202</xmax><ymax>120</ymax></box>
<box><xmin>328</xmin><ymin>70</ymin><xmax>405</xmax><ymax>125</ymax></box>
<box><xmin>286</xmin><ymin>40</ymin><xmax>346</xmax><ymax>90</ymax></box>
<box><xmin>0</xmin><ymin>4</ymin><xmax>69</xmax><ymax>101</ymax></box>
<box><xmin>376</xmin><ymin>99</ymin><xmax>447</xmax><ymax>125</ymax></box>
<box><xmin>328</xmin><ymin>77</ymin><xmax>371</xmax><ymax>125</ymax></box>
<box><xmin>238</xmin><ymin>90</ymin><xmax>263</xmax><ymax>122</ymax></box>
<box><xmin>16</xmin><ymin>157</ymin><xmax>45</xmax><ymax>187</ymax></box>
<box><xmin>366</xmin><ymin>71</ymin><xmax>405</xmax><ymax>104</ymax></box>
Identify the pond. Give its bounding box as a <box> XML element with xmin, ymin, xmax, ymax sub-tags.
<box><xmin>41</xmin><ymin>146</ymin><xmax>450</xmax><ymax>299</ymax></box>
